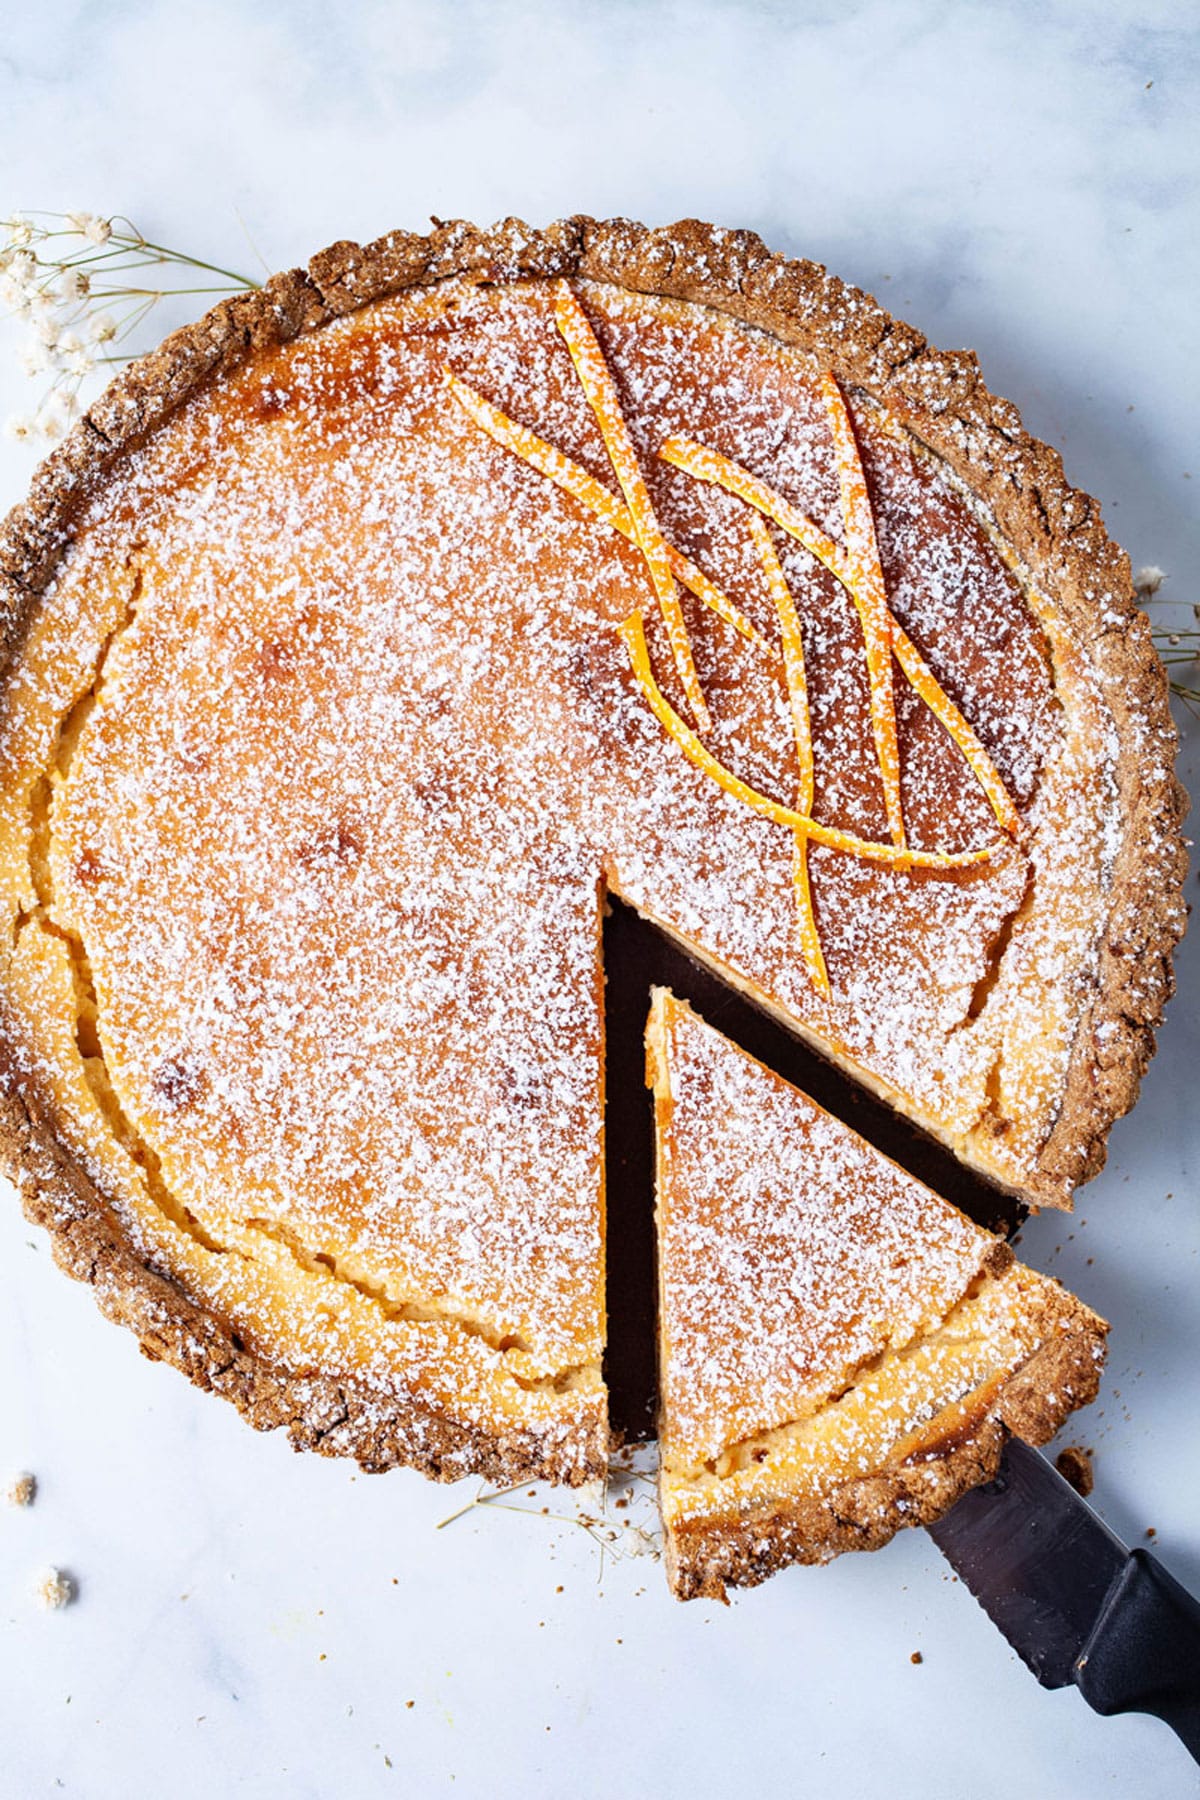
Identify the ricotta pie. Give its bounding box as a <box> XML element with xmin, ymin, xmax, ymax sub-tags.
<box><xmin>648</xmin><ymin>989</ymin><xmax>1107</xmax><ymax>1601</ymax></box>
<box><xmin>0</xmin><ymin>217</ymin><xmax>1184</xmax><ymax>1504</ymax></box>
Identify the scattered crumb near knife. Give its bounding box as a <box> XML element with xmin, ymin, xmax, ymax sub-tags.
<box><xmin>5</xmin><ymin>1471</ymin><xmax>37</xmax><ymax>1507</ymax></box>
<box><xmin>35</xmin><ymin>1567</ymin><xmax>76</xmax><ymax>1610</ymax></box>
<box><xmin>1054</xmin><ymin>1445</ymin><xmax>1094</xmax><ymax>1497</ymax></box>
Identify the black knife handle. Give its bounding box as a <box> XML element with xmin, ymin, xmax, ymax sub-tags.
<box><xmin>1074</xmin><ymin>1550</ymin><xmax>1200</xmax><ymax>1764</ymax></box>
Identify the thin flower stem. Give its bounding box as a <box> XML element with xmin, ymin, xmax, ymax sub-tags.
<box><xmin>128</xmin><ymin>238</ymin><xmax>259</xmax><ymax>288</ymax></box>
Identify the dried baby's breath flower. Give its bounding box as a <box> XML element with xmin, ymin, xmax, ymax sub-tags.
<box><xmin>3</xmin><ymin>413</ymin><xmax>35</xmax><ymax>441</ymax></box>
<box><xmin>1143</xmin><ymin>572</ymin><xmax>1200</xmax><ymax>722</ymax></box>
<box><xmin>58</xmin><ymin>267</ymin><xmax>90</xmax><ymax>303</ymax></box>
<box><xmin>0</xmin><ymin>208</ymin><xmax>259</xmax><ymax>445</ymax></box>
<box><xmin>18</xmin><ymin>340</ymin><xmax>51</xmax><ymax>378</ymax></box>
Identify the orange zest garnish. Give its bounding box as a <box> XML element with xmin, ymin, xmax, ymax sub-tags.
<box><xmin>553</xmin><ymin>282</ymin><xmax>711</xmax><ymax>733</ymax></box>
<box><xmin>617</xmin><ymin>611</ymin><xmax>1001</xmax><ymax>873</ymax></box>
<box><xmin>659</xmin><ymin>431</ymin><xmax>1019</xmax><ymax>836</ymax></box>
<box><xmin>660</xmin><ymin>435</ymin><xmax>853</xmax><ymax>587</ymax></box>
<box><xmin>445</xmin><ymin>372</ymin><xmax>761</xmax><ymax>646</ymax></box>
<box><xmin>818</xmin><ymin>372</ymin><xmax>904</xmax><ymax>849</ymax></box>
<box><xmin>664</xmin><ymin>396</ymin><xmax>905</xmax><ymax>850</ymax></box>
<box><xmin>447</xmin><ymin>303</ymin><xmax>1021</xmax><ymax>1006</ymax></box>
<box><xmin>747</xmin><ymin>514</ymin><xmax>815</xmax><ymax>804</ymax></box>
<box><xmin>747</xmin><ymin>512</ymin><xmax>829</xmax><ymax>999</ymax></box>
<box><xmin>890</xmin><ymin>628</ymin><xmax>1021</xmax><ymax>836</ymax></box>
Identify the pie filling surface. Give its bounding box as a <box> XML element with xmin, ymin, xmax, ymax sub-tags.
<box><xmin>648</xmin><ymin>989</ymin><xmax>1106</xmax><ymax>1600</ymax></box>
<box><xmin>0</xmin><ymin>220</ymin><xmax>1181</xmax><ymax>1509</ymax></box>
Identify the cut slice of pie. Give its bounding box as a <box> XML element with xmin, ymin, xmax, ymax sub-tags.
<box><xmin>648</xmin><ymin>989</ymin><xmax>1108</xmax><ymax>1601</ymax></box>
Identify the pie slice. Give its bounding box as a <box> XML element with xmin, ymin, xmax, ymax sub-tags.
<box><xmin>648</xmin><ymin>989</ymin><xmax>1108</xmax><ymax>1601</ymax></box>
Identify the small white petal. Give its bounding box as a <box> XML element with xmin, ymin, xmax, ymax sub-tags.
<box><xmin>3</xmin><ymin>414</ymin><xmax>36</xmax><ymax>442</ymax></box>
<box><xmin>1134</xmin><ymin>565</ymin><xmax>1167</xmax><ymax>596</ymax></box>
<box><xmin>84</xmin><ymin>217</ymin><xmax>112</xmax><ymax>245</ymax></box>
<box><xmin>18</xmin><ymin>342</ymin><xmax>50</xmax><ymax>377</ymax></box>
<box><xmin>37</xmin><ymin>404</ymin><xmax>69</xmax><ymax>442</ymax></box>
<box><xmin>89</xmin><ymin>312</ymin><xmax>118</xmax><ymax>343</ymax></box>
<box><xmin>58</xmin><ymin>268</ymin><xmax>90</xmax><ymax>302</ymax></box>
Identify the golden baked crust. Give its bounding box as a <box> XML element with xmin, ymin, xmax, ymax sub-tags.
<box><xmin>0</xmin><ymin>216</ymin><xmax>1183</xmax><ymax>1484</ymax></box>
<box><xmin>663</xmin><ymin>1298</ymin><xmax>1106</xmax><ymax>1603</ymax></box>
<box><xmin>648</xmin><ymin>990</ymin><xmax>1108</xmax><ymax>1602</ymax></box>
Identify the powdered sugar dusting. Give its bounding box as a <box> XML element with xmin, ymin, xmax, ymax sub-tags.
<box><xmin>0</xmin><ymin>275</ymin><xmax>1101</xmax><ymax>1442</ymax></box>
<box><xmin>654</xmin><ymin>996</ymin><xmax>991</xmax><ymax>1466</ymax></box>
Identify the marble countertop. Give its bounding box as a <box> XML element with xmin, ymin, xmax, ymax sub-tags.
<box><xmin>1</xmin><ymin>3</ymin><xmax>1197</xmax><ymax>1795</ymax></box>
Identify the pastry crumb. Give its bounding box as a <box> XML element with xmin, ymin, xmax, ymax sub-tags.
<box><xmin>6</xmin><ymin>1471</ymin><xmax>36</xmax><ymax>1507</ymax></box>
<box><xmin>35</xmin><ymin>1567</ymin><xmax>75</xmax><ymax>1610</ymax></box>
<box><xmin>910</xmin><ymin>1651</ymin><xmax>923</xmax><ymax>1665</ymax></box>
<box><xmin>1055</xmin><ymin>1445</ymin><xmax>1094</xmax><ymax>1497</ymax></box>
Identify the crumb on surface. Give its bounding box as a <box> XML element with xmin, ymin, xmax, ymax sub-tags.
<box><xmin>910</xmin><ymin>1651</ymin><xmax>923</xmax><ymax>1665</ymax></box>
<box><xmin>6</xmin><ymin>1471</ymin><xmax>36</xmax><ymax>1507</ymax></box>
<box><xmin>1055</xmin><ymin>1444</ymin><xmax>1095</xmax><ymax>1497</ymax></box>
<box><xmin>35</xmin><ymin>1567</ymin><xmax>75</xmax><ymax>1610</ymax></box>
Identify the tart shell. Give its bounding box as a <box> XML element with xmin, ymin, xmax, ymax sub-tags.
<box><xmin>0</xmin><ymin>216</ymin><xmax>1186</xmax><ymax>1480</ymax></box>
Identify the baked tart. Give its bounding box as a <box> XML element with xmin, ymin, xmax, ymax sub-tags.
<box><xmin>648</xmin><ymin>988</ymin><xmax>1108</xmax><ymax>1601</ymax></box>
<box><xmin>0</xmin><ymin>217</ymin><xmax>1184</xmax><ymax>1501</ymax></box>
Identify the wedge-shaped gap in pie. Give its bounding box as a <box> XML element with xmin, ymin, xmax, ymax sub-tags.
<box><xmin>647</xmin><ymin>988</ymin><xmax>1108</xmax><ymax>1602</ymax></box>
<box><xmin>600</xmin><ymin>894</ymin><xmax>1026</xmax><ymax>1445</ymax></box>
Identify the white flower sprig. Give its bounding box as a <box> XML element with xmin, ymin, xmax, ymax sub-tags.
<box><xmin>1</xmin><ymin>210</ymin><xmax>259</xmax><ymax>445</ymax></box>
<box><xmin>1137</xmin><ymin>569</ymin><xmax>1200</xmax><ymax>721</ymax></box>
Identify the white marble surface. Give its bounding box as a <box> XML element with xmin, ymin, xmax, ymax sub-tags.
<box><xmin>1</xmin><ymin>3</ymin><xmax>1198</xmax><ymax>1795</ymax></box>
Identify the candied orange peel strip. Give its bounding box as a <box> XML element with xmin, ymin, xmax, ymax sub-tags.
<box><xmin>890</xmin><ymin>630</ymin><xmax>1020</xmax><ymax>836</ymax></box>
<box><xmin>447</xmin><ymin>301</ymin><xmax>1017</xmax><ymax>1002</ymax></box>
<box><xmin>747</xmin><ymin>512</ymin><xmax>830</xmax><ymax>999</ymax></box>
<box><xmin>617</xmin><ymin>611</ymin><xmax>1001</xmax><ymax>873</ymax></box>
<box><xmin>553</xmin><ymin>282</ymin><xmax>711</xmax><ymax>733</ymax></box>
<box><xmin>818</xmin><ymin>372</ymin><xmax>904</xmax><ymax>847</ymax></box>
<box><xmin>659</xmin><ymin>432</ymin><xmax>1019</xmax><ymax>836</ymax></box>
<box><xmin>445</xmin><ymin>372</ymin><xmax>761</xmax><ymax>646</ymax></box>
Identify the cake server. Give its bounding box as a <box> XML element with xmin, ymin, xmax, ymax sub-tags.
<box><xmin>927</xmin><ymin>1437</ymin><xmax>1200</xmax><ymax>1763</ymax></box>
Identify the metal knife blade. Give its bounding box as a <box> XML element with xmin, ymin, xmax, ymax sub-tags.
<box><xmin>927</xmin><ymin>1436</ymin><xmax>1126</xmax><ymax>1686</ymax></box>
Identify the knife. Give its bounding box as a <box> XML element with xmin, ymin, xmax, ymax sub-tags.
<box><xmin>927</xmin><ymin>1437</ymin><xmax>1200</xmax><ymax>1763</ymax></box>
